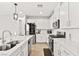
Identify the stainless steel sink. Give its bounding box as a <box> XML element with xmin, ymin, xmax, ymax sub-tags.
<box><xmin>0</xmin><ymin>40</ymin><xmax>21</xmax><ymax>51</ymax></box>
<box><xmin>7</xmin><ymin>40</ymin><xmax>20</xmax><ymax>48</ymax></box>
<box><xmin>0</xmin><ymin>44</ymin><xmax>11</xmax><ymax>51</ymax></box>
<box><xmin>0</xmin><ymin>30</ymin><xmax>23</xmax><ymax>51</ymax></box>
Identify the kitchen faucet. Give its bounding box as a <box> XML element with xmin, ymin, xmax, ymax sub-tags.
<box><xmin>2</xmin><ymin>30</ymin><xmax>12</xmax><ymax>44</ymax></box>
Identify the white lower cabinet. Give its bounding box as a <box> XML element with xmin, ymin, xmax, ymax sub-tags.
<box><xmin>54</xmin><ymin>42</ymin><xmax>59</xmax><ymax>56</ymax></box>
<box><xmin>54</xmin><ymin>40</ymin><xmax>61</xmax><ymax>56</ymax></box>
<box><xmin>54</xmin><ymin>38</ymin><xmax>74</xmax><ymax>56</ymax></box>
<box><xmin>60</xmin><ymin>46</ymin><xmax>73</xmax><ymax>56</ymax></box>
<box><xmin>54</xmin><ymin>42</ymin><xmax>73</xmax><ymax>56</ymax></box>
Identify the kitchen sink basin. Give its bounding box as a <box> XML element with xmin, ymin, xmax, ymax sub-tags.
<box><xmin>7</xmin><ymin>40</ymin><xmax>20</xmax><ymax>48</ymax></box>
<box><xmin>0</xmin><ymin>40</ymin><xmax>21</xmax><ymax>51</ymax></box>
<box><xmin>0</xmin><ymin>44</ymin><xmax>11</xmax><ymax>51</ymax></box>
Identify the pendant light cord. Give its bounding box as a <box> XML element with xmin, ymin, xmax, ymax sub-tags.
<box><xmin>14</xmin><ymin>3</ymin><xmax>17</xmax><ymax>13</ymax></box>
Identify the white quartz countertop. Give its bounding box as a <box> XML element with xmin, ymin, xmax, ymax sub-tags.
<box><xmin>0</xmin><ymin>35</ymin><xmax>33</xmax><ymax>55</ymax></box>
<box><xmin>58</xmin><ymin>39</ymin><xmax>79</xmax><ymax>56</ymax></box>
<box><xmin>52</xmin><ymin>37</ymin><xmax>79</xmax><ymax>56</ymax></box>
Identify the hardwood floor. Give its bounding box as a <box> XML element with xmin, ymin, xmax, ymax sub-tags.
<box><xmin>30</xmin><ymin>43</ymin><xmax>48</xmax><ymax>56</ymax></box>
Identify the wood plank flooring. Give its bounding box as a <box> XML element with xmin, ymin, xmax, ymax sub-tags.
<box><xmin>30</xmin><ymin>43</ymin><xmax>48</xmax><ymax>56</ymax></box>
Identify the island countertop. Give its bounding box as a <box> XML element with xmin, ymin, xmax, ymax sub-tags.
<box><xmin>0</xmin><ymin>35</ymin><xmax>34</xmax><ymax>56</ymax></box>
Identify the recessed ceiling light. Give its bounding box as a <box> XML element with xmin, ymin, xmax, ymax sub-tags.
<box><xmin>40</xmin><ymin>11</ymin><xmax>43</xmax><ymax>14</ymax></box>
<box><xmin>20</xmin><ymin>11</ymin><xmax>23</xmax><ymax>14</ymax></box>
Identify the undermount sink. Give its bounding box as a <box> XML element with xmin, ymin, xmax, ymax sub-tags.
<box><xmin>7</xmin><ymin>40</ymin><xmax>20</xmax><ymax>48</ymax></box>
<box><xmin>0</xmin><ymin>40</ymin><xmax>21</xmax><ymax>51</ymax></box>
<box><xmin>0</xmin><ymin>44</ymin><xmax>11</xmax><ymax>51</ymax></box>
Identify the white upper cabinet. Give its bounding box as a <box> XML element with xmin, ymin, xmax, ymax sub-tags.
<box><xmin>53</xmin><ymin>4</ymin><xmax>60</xmax><ymax>22</ymax></box>
<box><xmin>69</xmin><ymin>3</ymin><xmax>79</xmax><ymax>28</ymax></box>
<box><xmin>50</xmin><ymin>3</ymin><xmax>60</xmax><ymax>29</ymax></box>
<box><xmin>60</xmin><ymin>2</ymin><xmax>69</xmax><ymax>28</ymax></box>
<box><xmin>51</xmin><ymin>2</ymin><xmax>79</xmax><ymax>29</ymax></box>
<box><xmin>50</xmin><ymin>2</ymin><xmax>69</xmax><ymax>29</ymax></box>
<box><xmin>59</xmin><ymin>2</ymin><xmax>79</xmax><ymax>28</ymax></box>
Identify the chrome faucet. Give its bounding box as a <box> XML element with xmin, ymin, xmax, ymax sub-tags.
<box><xmin>2</xmin><ymin>30</ymin><xmax>12</xmax><ymax>44</ymax></box>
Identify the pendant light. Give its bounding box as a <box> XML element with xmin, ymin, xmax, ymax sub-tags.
<box><xmin>13</xmin><ymin>3</ymin><xmax>18</xmax><ymax>20</ymax></box>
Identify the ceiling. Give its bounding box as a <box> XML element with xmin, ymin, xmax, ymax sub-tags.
<box><xmin>0</xmin><ymin>2</ymin><xmax>58</xmax><ymax>17</ymax></box>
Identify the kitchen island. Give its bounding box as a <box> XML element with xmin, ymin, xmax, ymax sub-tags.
<box><xmin>0</xmin><ymin>35</ymin><xmax>34</xmax><ymax>56</ymax></box>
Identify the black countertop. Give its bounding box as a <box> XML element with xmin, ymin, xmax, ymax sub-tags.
<box><xmin>49</xmin><ymin>35</ymin><xmax>65</xmax><ymax>38</ymax></box>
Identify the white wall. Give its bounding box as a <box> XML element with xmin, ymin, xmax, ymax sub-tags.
<box><xmin>27</xmin><ymin>19</ymin><xmax>51</xmax><ymax>29</ymax></box>
<box><xmin>0</xmin><ymin>14</ymin><xmax>19</xmax><ymax>38</ymax></box>
<box><xmin>0</xmin><ymin>3</ymin><xmax>19</xmax><ymax>39</ymax></box>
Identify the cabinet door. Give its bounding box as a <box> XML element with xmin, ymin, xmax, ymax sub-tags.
<box><xmin>53</xmin><ymin>4</ymin><xmax>60</xmax><ymax>22</ymax></box>
<box><xmin>31</xmin><ymin>35</ymin><xmax>36</xmax><ymax>44</ymax></box>
<box><xmin>18</xmin><ymin>17</ymin><xmax>25</xmax><ymax>35</ymax></box>
<box><xmin>54</xmin><ymin>40</ymin><xmax>61</xmax><ymax>56</ymax></box>
<box><xmin>22</xmin><ymin>41</ymin><xmax>28</xmax><ymax>56</ymax></box>
<box><xmin>54</xmin><ymin>43</ymin><xmax>59</xmax><ymax>56</ymax></box>
<box><xmin>69</xmin><ymin>2</ymin><xmax>79</xmax><ymax>28</ymax></box>
<box><xmin>61</xmin><ymin>47</ymin><xmax>73</xmax><ymax>56</ymax></box>
<box><xmin>60</xmin><ymin>2</ymin><xmax>69</xmax><ymax>28</ymax></box>
<box><xmin>36</xmin><ymin>30</ymin><xmax>48</xmax><ymax>43</ymax></box>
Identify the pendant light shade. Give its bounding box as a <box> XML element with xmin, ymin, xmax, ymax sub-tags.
<box><xmin>13</xmin><ymin>13</ymin><xmax>18</xmax><ymax>20</ymax></box>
